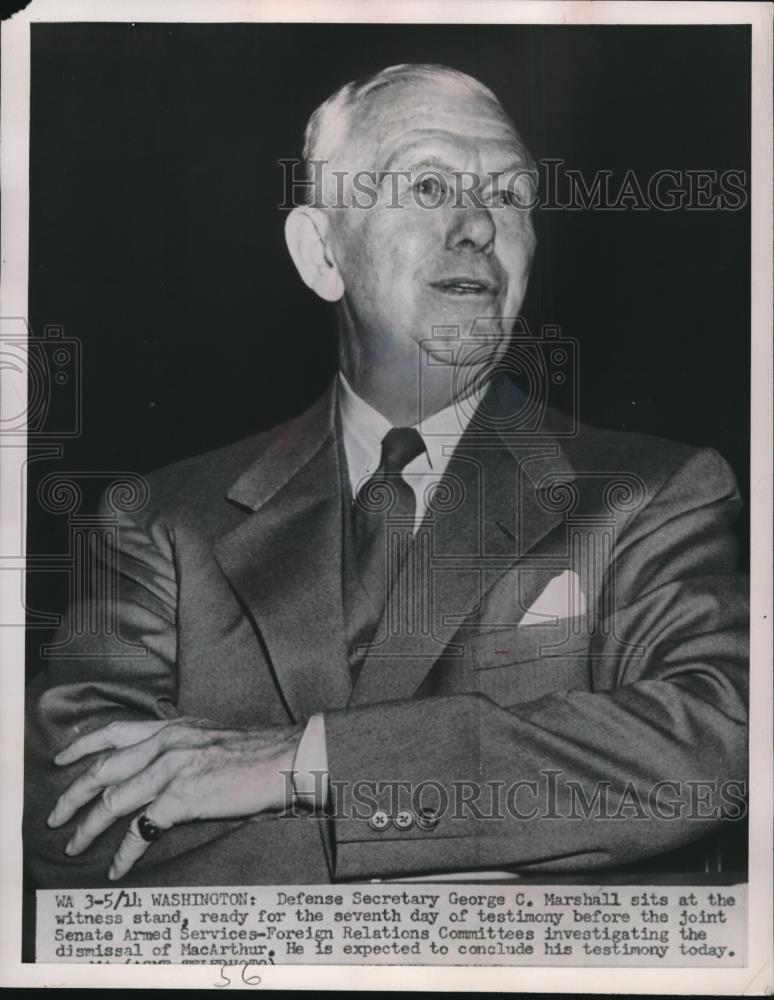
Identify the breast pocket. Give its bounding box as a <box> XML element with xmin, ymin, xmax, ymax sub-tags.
<box><xmin>466</xmin><ymin>623</ymin><xmax>592</xmax><ymax>705</ymax></box>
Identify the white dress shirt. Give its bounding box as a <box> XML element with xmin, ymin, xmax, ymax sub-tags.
<box><xmin>338</xmin><ymin>371</ymin><xmax>482</xmax><ymax>533</ymax></box>
<box><xmin>292</xmin><ymin>372</ymin><xmax>485</xmax><ymax>808</ymax></box>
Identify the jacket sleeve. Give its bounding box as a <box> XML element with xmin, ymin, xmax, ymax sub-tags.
<box><xmin>321</xmin><ymin>447</ymin><xmax>748</xmax><ymax>879</ymax></box>
<box><xmin>24</xmin><ymin>491</ymin><xmax>329</xmax><ymax>888</ymax></box>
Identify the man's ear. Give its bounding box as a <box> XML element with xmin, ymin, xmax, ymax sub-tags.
<box><xmin>284</xmin><ymin>206</ymin><xmax>345</xmax><ymax>303</ymax></box>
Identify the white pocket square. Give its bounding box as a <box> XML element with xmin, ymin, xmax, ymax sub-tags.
<box><xmin>517</xmin><ymin>570</ymin><xmax>586</xmax><ymax>626</ymax></box>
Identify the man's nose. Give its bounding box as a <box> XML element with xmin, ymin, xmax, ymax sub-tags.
<box><xmin>445</xmin><ymin>206</ymin><xmax>496</xmax><ymax>254</ymax></box>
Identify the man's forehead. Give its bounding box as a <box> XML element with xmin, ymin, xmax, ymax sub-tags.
<box><xmin>369</xmin><ymin>79</ymin><xmax>513</xmax><ymax>133</ymax></box>
<box><xmin>378</xmin><ymin>129</ymin><xmax>530</xmax><ymax>173</ymax></box>
<box><xmin>340</xmin><ymin>81</ymin><xmax>528</xmax><ymax>172</ymax></box>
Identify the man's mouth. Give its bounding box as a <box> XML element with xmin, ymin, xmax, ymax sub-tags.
<box><xmin>429</xmin><ymin>277</ymin><xmax>497</xmax><ymax>296</ymax></box>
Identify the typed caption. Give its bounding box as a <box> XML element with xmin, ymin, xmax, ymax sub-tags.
<box><xmin>36</xmin><ymin>883</ymin><xmax>745</xmax><ymax>966</ymax></box>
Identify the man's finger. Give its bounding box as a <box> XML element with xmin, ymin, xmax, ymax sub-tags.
<box><xmin>64</xmin><ymin>751</ymin><xmax>182</xmax><ymax>857</ymax></box>
<box><xmin>47</xmin><ymin>735</ymin><xmax>167</xmax><ymax>828</ymax></box>
<box><xmin>107</xmin><ymin>818</ymin><xmax>157</xmax><ymax>882</ymax></box>
<box><xmin>108</xmin><ymin>793</ymin><xmax>187</xmax><ymax>881</ymax></box>
<box><xmin>54</xmin><ymin>719</ymin><xmax>171</xmax><ymax>766</ymax></box>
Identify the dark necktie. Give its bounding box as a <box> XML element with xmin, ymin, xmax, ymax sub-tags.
<box><xmin>352</xmin><ymin>426</ymin><xmax>426</xmax><ymax>614</ymax></box>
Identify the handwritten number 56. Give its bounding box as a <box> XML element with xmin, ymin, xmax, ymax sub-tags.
<box><xmin>215</xmin><ymin>962</ymin><xmax>262</xmax><ymax>988</ymax></box>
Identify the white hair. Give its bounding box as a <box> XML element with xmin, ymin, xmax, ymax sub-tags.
<box><xmin>301</xmin><ymin>63</ymin><xmax>520</xmax><ymax>205</ymax></box>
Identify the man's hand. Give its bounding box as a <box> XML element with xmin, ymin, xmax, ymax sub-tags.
<box><xmin>46</xmin><ymin>717</ymin><xmax>304</xmax><ymax>880</ymax></box>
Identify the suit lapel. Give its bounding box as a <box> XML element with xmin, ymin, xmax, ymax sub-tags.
<box><xmin>213</xmin><ymin>383</ymin><xmax>352</xmax><ymax>722</ymax></box>
<box><xmin>348</xmin><ymin>374</ymin><xmax>576</xmax><ymax>706</ymax></box>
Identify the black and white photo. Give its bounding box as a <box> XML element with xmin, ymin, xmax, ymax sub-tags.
<box><xmin>1</xmin><ymin>1</ymin><xmax>771</xmax><ymax>991</ymax></box>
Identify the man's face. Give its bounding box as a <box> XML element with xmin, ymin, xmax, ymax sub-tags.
<box><xmin>326</xmin><ymin>77</ymin><xmax>537</xmax><ymax>377</ymax></box>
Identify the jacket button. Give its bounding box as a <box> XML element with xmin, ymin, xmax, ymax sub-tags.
<box><xmin>392</xmin><ymin>809</ymin><xmax>415</xmax><ymax>831</ymax></box>
<box><xmin>416</xmin><ymin>807</ymin><xmax>440</xmax><ymax>831</ymax></box>
<box><xmin>368</xmin><ymin>809</ymin><xmax>390</xmax><ymax>832</ymax></box>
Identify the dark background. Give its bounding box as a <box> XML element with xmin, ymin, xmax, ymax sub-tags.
<box><xmin>26</xmin><ymin>21</ymin><xmax>751</xmax><ymax>657</ymax></box>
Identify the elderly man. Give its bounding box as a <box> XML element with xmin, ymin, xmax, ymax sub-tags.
<box><xmin>24</xmin><ymin>64</ymin><xmax>747</xmax><ymax>887</ymax></box>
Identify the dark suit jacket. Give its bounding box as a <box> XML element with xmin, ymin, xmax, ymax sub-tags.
<box><xmin>24</xmin><ymin>375</ymin><xmax>748</xmax><ymax>887</ymax></box>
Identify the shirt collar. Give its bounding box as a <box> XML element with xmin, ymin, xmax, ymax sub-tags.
<box><xmin>337</xmin><ymin>371</ymin><xmax>483</xmax><ymax>494</ymax></box>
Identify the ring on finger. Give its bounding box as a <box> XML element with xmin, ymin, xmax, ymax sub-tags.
<box><xmin>137</xmin><ymin>813</ymin><xmax>164</xmax><ymax>842</ymax></box>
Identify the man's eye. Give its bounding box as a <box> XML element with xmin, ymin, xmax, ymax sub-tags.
<box><xmin>490</xmin><ymin>173</ymin><xmax>537</xmax><ymax>210</ymax></box>
<box><xmin>494</xmin><ymin>187</ymin><xmax>526</xmax><ymax>208</ymax></box>
<box><xmin>413</xmin><ymin>174</ymin><xmax>447</xmax><ymax>201</ymax></box>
